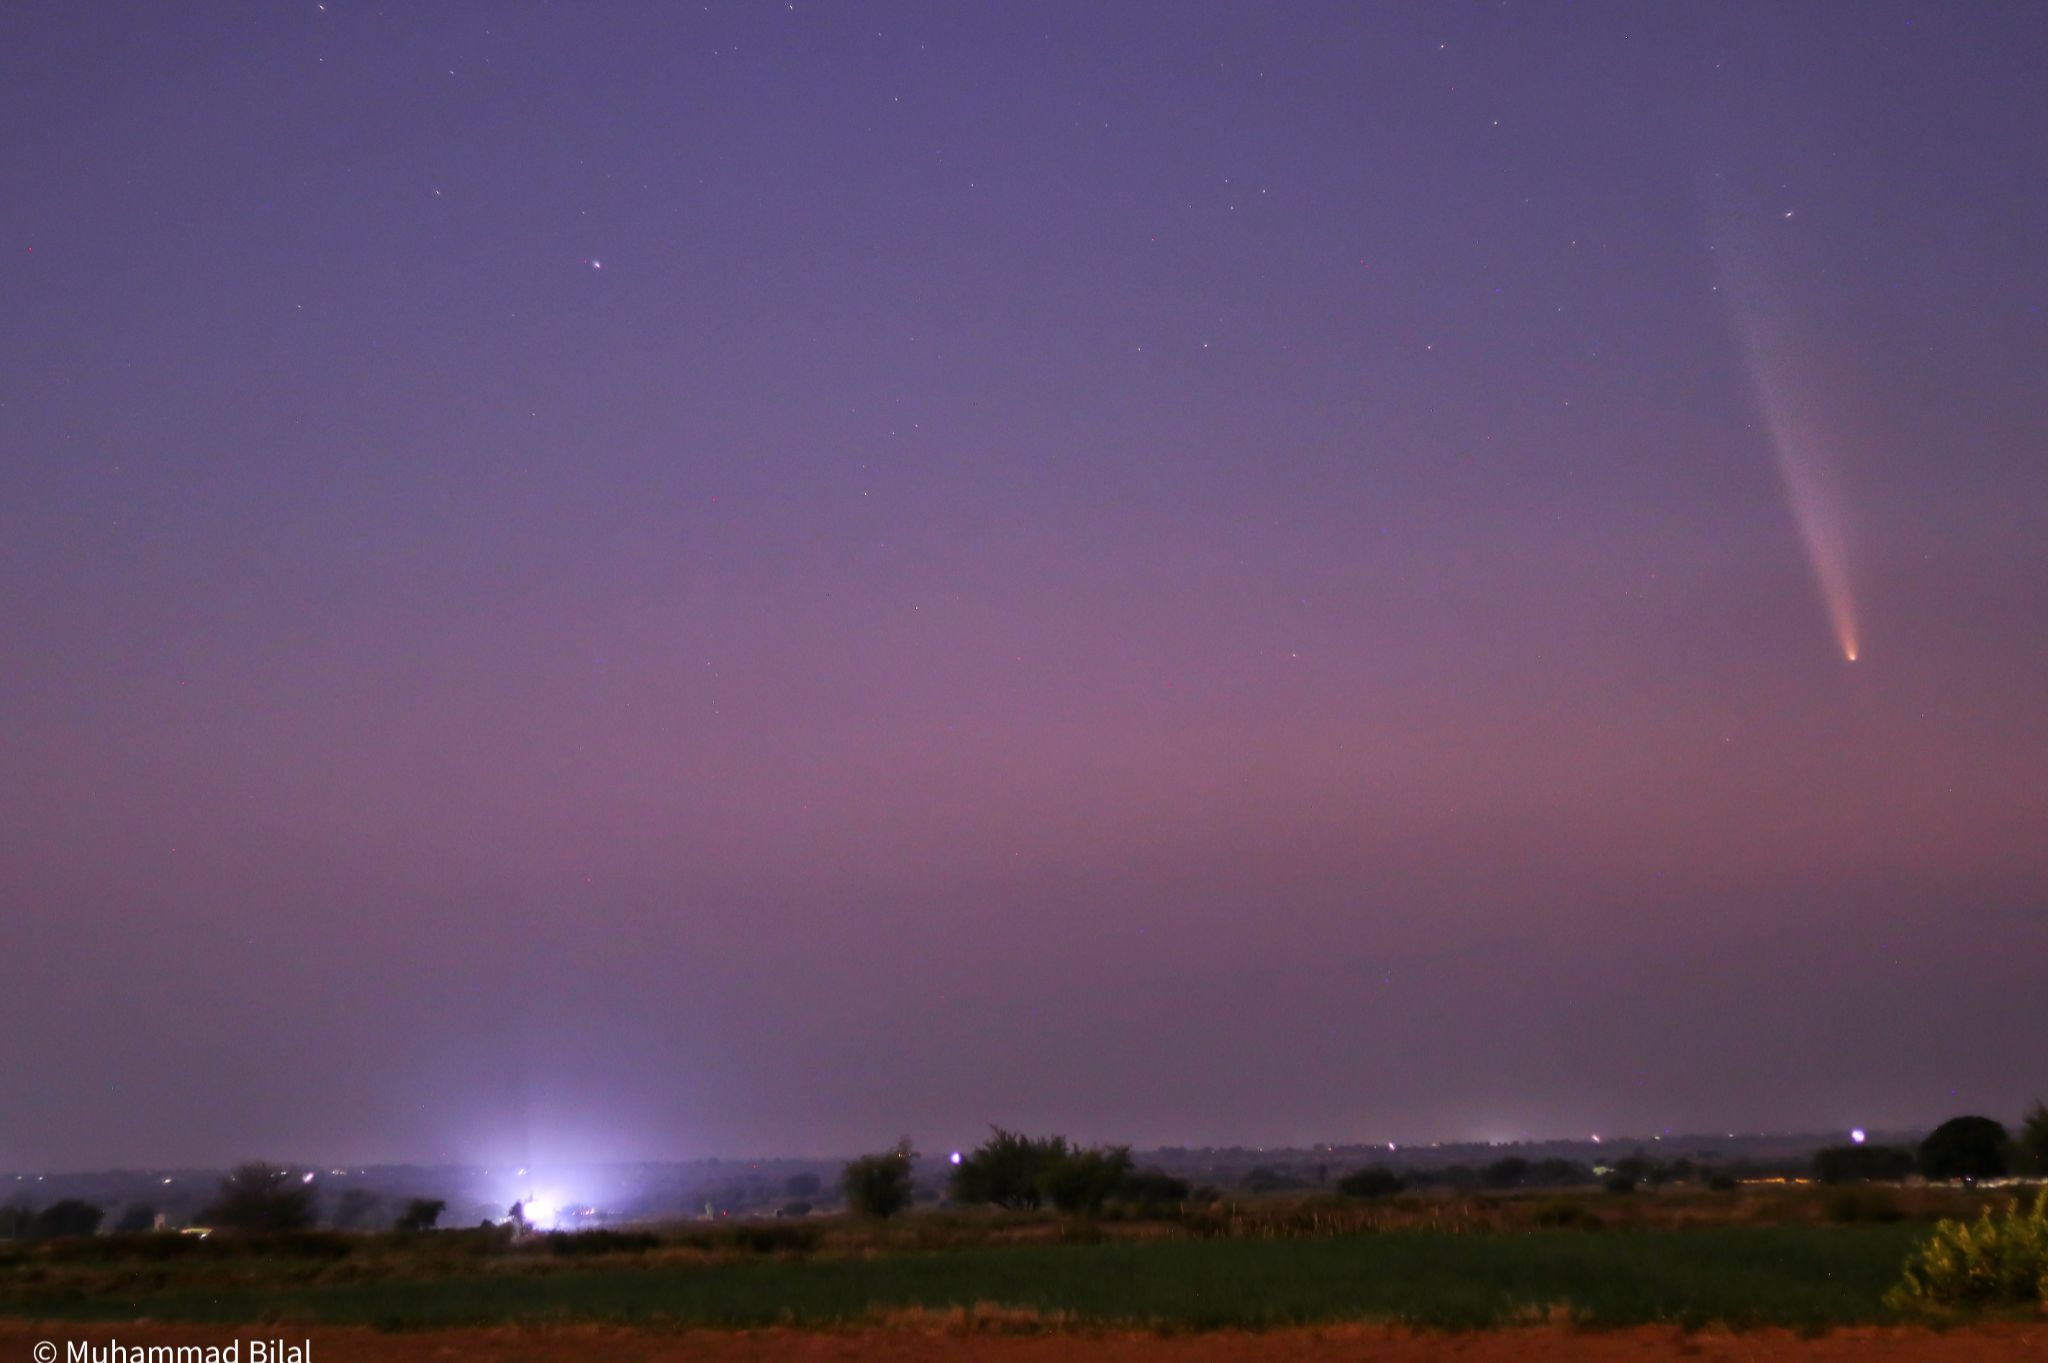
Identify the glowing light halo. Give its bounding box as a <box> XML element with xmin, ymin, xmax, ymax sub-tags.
<box><xmin>518</xmin><ymin>1193</ymin><xmax>558</xmax><ymax>1230</ymax></box>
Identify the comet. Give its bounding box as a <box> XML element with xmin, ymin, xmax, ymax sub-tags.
<box><xmin>1754</xmin><ymin>385</ymin><xmax>1859</xmax><ymax>664</ymax></box>
<box><xmin>1715</xmin><ymin>229</ymin><xmax>1861</xmax><ymax>664</ymax></box>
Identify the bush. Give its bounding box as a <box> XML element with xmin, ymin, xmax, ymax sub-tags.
<box><xmin>1530</xmin><ymin>1200</ymin><xmax>1603</xmax><ymax>1230</ymax></box>
<box><xmin>0</xmin><ymin>1203</ymin><xmax>35</xmax><ymax>1240</ymax></box>
<box><xmin>843</xmin><ymin>1139</ymin><xmax>916</xmax><ymax>1219</ymax></box>
<box><xmin>31</xmin><ymin>1199</ymin><xmax>105</xmax><ymax>1240</ymax></box>
<box><xmin>1813</xmin><ymin>1143</ymin><xmax>1915</xmax><ymax>1184</ymax></box>
<box><xmin>1528</xmin><ymin>1158</ymin><xmax>1594</xmax><ymax>1188</ymax></box>
<box><xmin>726</xmin><ymin>1223</ymin><xmax>819</xmax><ymax>1254</ymax></box>
<box><xmin>1121</xmin><ymin>1169</ymin><xmax>1191</xmax><ymax>1211</ymax></box>
<box><xmin>1043</xmin><ymin>1146</ymin><xmax>1133</xmax><ymax>1215</ymax></box>
<box><xmin>1242</xmin><ymin>1166</ymin><xmax>1307</xmax><ymax>1194</ymax></box>
<box><xmin>1603</xmin><ymin>1174</ymin><xmax>1637</xmax><ymax>1195</ymax></box>
<box><xmin>1917</xmin><ymin>1116</ymin><xmax>2011</xmax><ymax>1183</ymax></box>
<box><xmin>394</xmin><ymin>1198</ymin><xmax>446</xmax><ymax>1233</ymax></box>
<box><xmin>230</xmin><ymin>1231</ymin><xmax>353</xmax><ymax>1259</ymax></box>
<box><xmin>1611</xmin><ymin>1155</ymin><xmax>1655</xmax><ymax>1183</ymax></box>
<box><xmin>1421</xmin><ymin>1165</ymin><xmax>1478</xmax><ymax>1190</ymax></box>
<box><xmin>1481</xmin><ymin>1157</ymin><xmax>1531</xmax><ymax>1189</ymax></box>
<box><xmin>1887</xmin><ymin>1188</ymin><xmax>2048</xmax><ymax>1311</ymax></box>
<box><xmin>417</xmin><ymin>1224</ymin><xmax>514</xmax><ymax>1256</ymax></box>
<box><xmin>1706</xmin><ymin>1173</ymin><xmax>1739</xmax><ymax>1192</ymax></box>
<box><xmin>1336</xmin><ymin>1166</ymin><xmax>1405</xmax><ymax>1199</ymax></box>
<box><xmin>41</xmin><ymin>1231</ymin><xmax>215</xmax><ymax>1263</ymax></box>
<box><xmin>542</xmin><ymin>1229</ymin><xmax>661</xmax><ymax>1256</ymax></box>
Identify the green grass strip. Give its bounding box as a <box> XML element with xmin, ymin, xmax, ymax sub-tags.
<box><xmin>8</xmin><ymin>1225</ymin><xmax>1931</xmax><ymax>1332</ymax></box>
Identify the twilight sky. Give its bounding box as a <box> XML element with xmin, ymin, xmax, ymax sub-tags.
<box><xmin>3</xmin><ymin>2</ymin><xmax>2045</xmax><ymax>1173</ymax></box>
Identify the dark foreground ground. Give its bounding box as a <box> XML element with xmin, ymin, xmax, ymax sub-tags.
<box><xmin>6</xmin><ymin>1320</ymin><xmax>2047</xmax><ymax>1363</ymax></box>
<box><xmin>1</xmin><ymin>1226</ymin><xmax>1940</xmax><ymax>1331</ymax></box>
<box><xmin>9</xmin><ymin>1189</ymin><xmax>2039</xmax><ymax>1355</ymax></box>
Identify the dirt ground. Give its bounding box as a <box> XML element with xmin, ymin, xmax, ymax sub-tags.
<box><xmin>6</xmin><ymin>1320</ymin><xmax>2045</xmax><ymax>1362</ymax></box>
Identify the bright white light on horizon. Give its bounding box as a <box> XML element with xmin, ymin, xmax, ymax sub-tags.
<box><xmin>522</xmin><ymin>1195</ymin><xmax>556</xmax><ymax>1230</ymax></box>
<box><xmin>948</xmin><ymin>1151</ymin><xmax>962</xmax><ymax>1165</ymax></box>
<box><xmin>1851</xmin><ymin>1128</ymin><xmax>1867</xmax><ymax>1145</ymax></box>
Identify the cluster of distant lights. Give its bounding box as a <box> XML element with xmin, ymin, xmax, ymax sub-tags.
<box><xmin>8</xmin><ymin>1131</ymin><xmax>1885</xmax><ymax>1202</ymax></box>
<box><xmin>937</xmin><ymin>1130</ymin><xmax>1878</xmax><ymax>1162</ymax></box>
<box><xmin>1350</xmin><ymin>1129</ymin><xmax>1873</xmax><ymax>1150</ymax></box>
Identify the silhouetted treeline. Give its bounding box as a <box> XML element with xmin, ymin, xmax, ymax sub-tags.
<box><xmin>5</xmin><ymin>1105</ymin><xmax>2042</xmax><ymax>1239</ymax></box>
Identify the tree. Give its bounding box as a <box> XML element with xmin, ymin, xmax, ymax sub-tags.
<box><xmin>1529</xmin><ymin>1158</ymin><xmax>1594</xmax><ymax>1188</ymax></box>
<box><xmin>114</xmin><ymin>1203</ymin><xmax>158</xmax><ymax>1234</ymax></box>
<box><xmin>0</xmin><ymin>1203</ymin><xmax>33</xmax><ymax>1240</ymax></box>
<box><xmin>1241</xmin><ymin>1165</ymin><xmax>1307</xmax><ymax>1194</ymax></box>
<box><xmin>950</xmin><ymin>1127</ymin><xmax>1069</xmax><ymax>1210</ymax></box>
<box><xmin>784</xmin><ymin>1171</ymin><xmax>822</xmax><ymax>1199</ymax></box>
<box><xmin>1813</xmin><ymin>1144</ymin><xmax>1915</xmax><ymax>1184</ymax></box>
<box><xmin>842</xmin><ymin>1139</ymin><xmax>916</xmax><ymax>1219</ymax></box>
<box><xmin>202</xmin><ymin>1162</ymin><xmax>317</xmax><ymax>1233</ymax></box>
<box><xmin>2019</xmin><ymin>1101</ymin><xmax>2048</xmax><ymax>1175</ymax></box>
<box><xmin>1121</xmin><ymin>1169</ymin><xmax>1191</xmax><ymax>1211</ymax></box>
<box><xmin>1917</xmin><ymin>1116</ymin><xmax>2011</xmax><ymax>1183</ymax></box>
<box><xmin>394</xmin><ymin>1198</ymin><xmax>446</xmax><ymax>1233</ymax></box>
<box><xmin>948</xmin><ymin>1128</ymin><xmax>1149</xmax><ymax>1213</ymax></box>
<box><xmin>1042</xmin><ymin>1145</ymin><xmax>1133</xmax><ymax>1215</ymax></box>
<box><xmin>1336</xmin><ymin>1166</ymin><xmax>1405</xmax><ymax>1198</ymax></box>
<box><xmin>1610</xmin><ymin>1153</ymin><xmax>1655</xmax><ymax>1185</ymax></box>
<box><xmin>33</xmin><ymin>1199</ymin><xmax>104</xmax><ymax>1239</ymax></box>
<box><xmin>1654</xmin><ymin>1157</ymin><xmax>1698</xmax><ymax>1186</ymax></box>
<box><xmin>1481</xmin><ymin>1156</ymin><xmax>1530</xmax><ymax>1189</ymax></box>
<box><xmin>1421</xmin><ymin>1164</ymin><xmax>1478</xmax><ymax>1190</ymax></box>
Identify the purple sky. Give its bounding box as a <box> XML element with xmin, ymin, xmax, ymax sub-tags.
<box><xmin>4</xmin><ymin>3</ymin><xmax>2045</xmax><ymax>1172</ymax></box>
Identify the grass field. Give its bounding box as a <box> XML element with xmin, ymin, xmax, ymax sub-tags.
<box><xmin>6</xmin><ymin>1224</ymin><xmax>1935</xmax><ymax>1331</ymax></box>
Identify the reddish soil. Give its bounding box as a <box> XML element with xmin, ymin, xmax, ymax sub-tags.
<box><xmin>6</xmin><ymin>1320</ymin><xmax>2045</xmax><ymax>1362</ymax></box>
